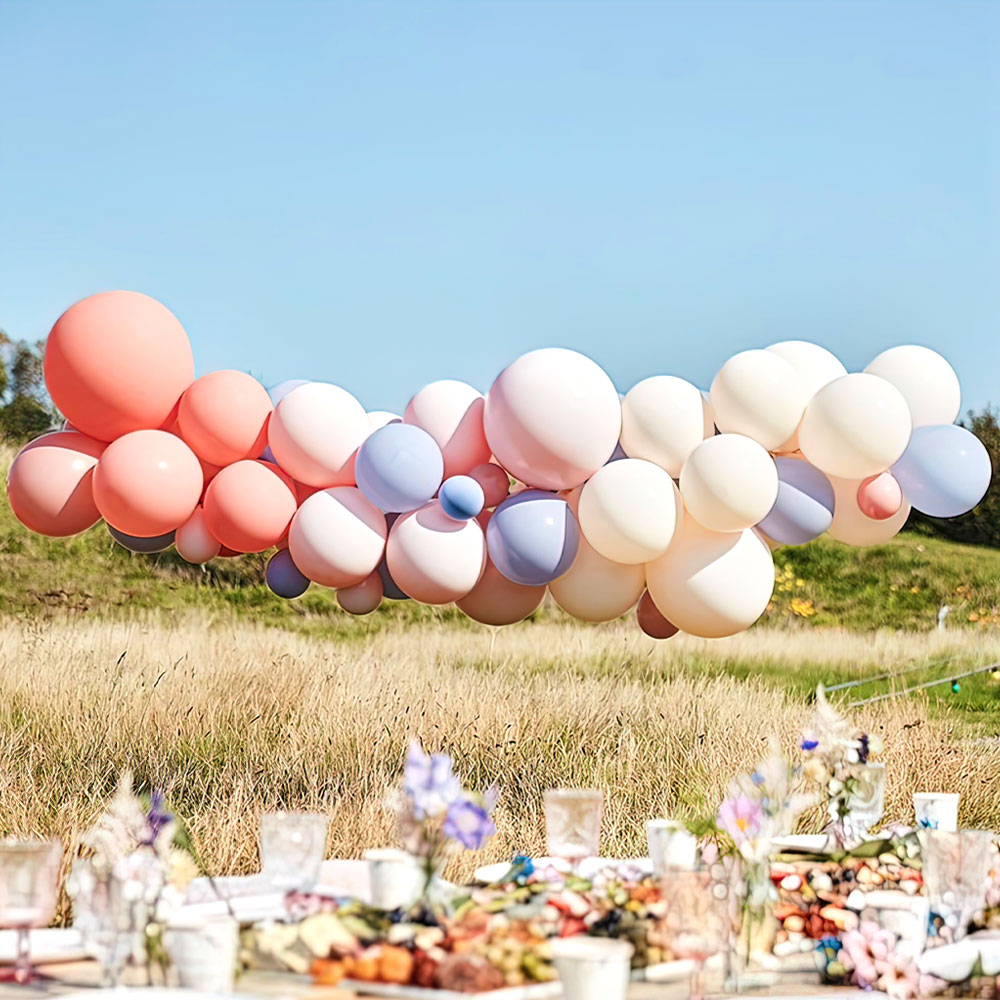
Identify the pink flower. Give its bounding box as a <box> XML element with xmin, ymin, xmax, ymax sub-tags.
<box><xmin>717</xmin><ymin>795</ymin><xmax>764</xmax><ymax>845</ymax></box>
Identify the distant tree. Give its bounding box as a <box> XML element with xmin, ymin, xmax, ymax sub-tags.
<box><xmin>0</xmin><ymin>332</ymin><xmax>58</xmax><ymax>442</ymax></box>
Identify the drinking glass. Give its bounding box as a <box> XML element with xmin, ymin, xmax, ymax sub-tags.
<box><xmin>543</xmin><ymin>789</ymin><xmax>603</xmax><ymax>867</ymax></box>
<box><xmin>918</xmin><ymin>829</ymin><xmax>994</xmax><ymax>941</ymax></box>
<box><xmin>661</xmin><ymin>868</ymin><xmax>729</xmax><ymax>1000</ymax></box>
<box><xmin>0</xmin><ymin>839</ymin><xmax>62</xmax><ymax>984</ymax></box>
<box><xmin>259</xmin><ymin>812</ymin><xmax>328</xmax><ymax>891</ymax></box>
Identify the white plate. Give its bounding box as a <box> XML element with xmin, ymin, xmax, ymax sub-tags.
<box><xmin>0</xmin><ymin>928</ymin><xmax>87</xmax><ymax>965</ymax></box>
<box><xmin>473</xmin><ymin>858</ymin><xmax>651</xmax><ymax>884</ymax></box>
<box><xmin>770</xmin><ymin>835</ymin><xmax>829</xmax><ymax>853</ymax></box>
<box><xmin>342</xmin><ymin>979</ymin><xmax>562</xmax><ymax>999</ymax></box>
<box><xmin>58</xmin><ymin>990</ymin><xmax>255</xmax><ymax>1000</ymax></box>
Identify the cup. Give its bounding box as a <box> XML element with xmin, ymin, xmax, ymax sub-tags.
<box><xmin>543</xmin><ymin>789</ymin><xmax>603</xmax><ymax>866</ymax></box>
<box><xmin>647</xmin><ymin>819</ymin><xmax>697</xmax><ymax>875</ymax></box>
<box><xmin>914</xmin><ymin>792</ymin><xmax>960</xmax><ymax>832</ymax></box>
<box><xmin>259</xmin><ymin>812</ymin><xmax>328</xmax><ymax>891</ymax></box>
<box><xmin>164</xmin><ymin>914</ymin><xmax>238</xmax><ymax>993</ymax></box>
<box><xmin>364</xmin><ymin>848</ymin><xmax>425</xmax><ymax>911</ymax></box>
<box><xmin>551</xmin><ymin>936</ymin><xmax>633</xmax><ymax>1000</ymax></box>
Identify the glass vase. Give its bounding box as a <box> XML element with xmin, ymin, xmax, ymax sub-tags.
<box><xmin>726</xmin><ymin>860</ymin><xmax>778</xmax><ymax>993</ymax></box>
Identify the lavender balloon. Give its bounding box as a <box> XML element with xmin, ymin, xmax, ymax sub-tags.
<box><xmin>487</xmin><ymin>490</ymin><xmax>580</xmax><ymax>586</ymax></box>
<box><xmin>266</xmin><ymin>548</ymin><xmax>310</xmax><ymax>599</ymax></box>
<box><xmin>356</xmin><ymin>423</ymin><xmax>444</xmax><ymax>513</ymax></box>
<box><xmin>108</xmin><ymin>526</ymin><xmax>176</xmax><ymax>553</ymax></box>
<box><xmin>757</xmin><ymin>457</ymin><xmax>835</xmax><ymax>545</ymax></box>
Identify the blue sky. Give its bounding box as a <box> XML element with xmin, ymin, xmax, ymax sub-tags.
<box><xmin>2</xmin><ymin>1</ymin><xmax>997</xmax><ymax>414</ymax></box>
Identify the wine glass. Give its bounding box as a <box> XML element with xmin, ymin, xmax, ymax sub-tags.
<box><xmin>661</xmin><ymin>868</ymin><xmax>729</xmax><ymax>1000</ymax></box>
<box><xmin>259</xmin><ymin>812</ymin><xmax>328</xmax><ymax>892</ymax></box>
<box><xmin>543</xmin><ymin>789</ymin><xmax>603</xmax><ymax>869</ymax></box>
<box><xmin>0</xmin><ymin>839</ymin><xmax>62</xmax><ymax>984</ymax></box>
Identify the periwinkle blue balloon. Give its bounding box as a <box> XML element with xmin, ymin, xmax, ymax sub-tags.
<box><xmin>757</xmin><ymin>457</ymin><xmax>835</xmax><ymax>545</ymax></box>
<box><xmin>266</xmin><ymin>549</ymin><xmax>310</xmax><ymax>599</ymax></box>
<box><xmin>355</xmin><ymin>423</ymin><xmax>444</xmax><ymax>513</ymax></box>
<box><xmin>439</xmin><ymin>475</ymin><xmax>486</xmax><ymax>521</ymax></box>
<box><xmin>892</xmin><ymin>424</ymin><xmax>992</xmax><ymax>518</ymax></box>
<box><xmin>267</xmin><ymin>379</ymin><xmax>310</xmax><ymax>405</ymax></box>
<box><xmin>378</xmin><ymin>558</ymin><xmax>410</xmax><ymax>601</ymax></box>
<box><xmin>487</xmin><ymin>490</ymin><xmax>581</xmax><ymax>586</ymax></box>
<box><xmin>108</xmin><ymin>526</ymin><xmax>176</xmax><ymax>553</ymax></box>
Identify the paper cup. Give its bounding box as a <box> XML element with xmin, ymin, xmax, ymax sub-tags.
<box><xmin>164</xmin><ymin>914</ymin><xmax>238</xmax><ymax>993</ymax></box>
<box><xmin>914</xmin><ymin>792</ymin><xmax>959</xmax><ymax>832</ymax></box>
<box><xmin>551</xmin><ymin>936</ymin><xmax>634</xmax><ymax>1000</ymax></box>
<box><xmin>647</xmin><ymin>819</ymin><xmax>697</xmax><ymax>874</ymax></box>
<box><xmin>364</xmin><ymin>848</ymin><xmax>424</xmax><ymax>911</ymax></box>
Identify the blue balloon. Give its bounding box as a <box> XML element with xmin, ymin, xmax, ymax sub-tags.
<box><xmin>439</xmin><ymin>476</ymin><xmax>485</xmax><ymax>521</ymax></box>
<box><xmin>487</xmin><ymin>490</ymin><xmax>580</xmax><ymax>586</ymax></box>
<box><xmin>266</xmin><ymin>549</ymin><xmax>310</xmax><ymax>599</ymax></box>
<box><xmin>355</xmin><ymin>423</ymin><xmax>444</xmax><ymax>513</ymax></box>
<box><xmin>892</xmin><ymin>424</ymin><xmax>992</xmax><ymax>518</ymax></box>
<box><xmin>757</xmin><ymin>457</ymin><xmax>835</xmax><ymax>545</ymax></box>
<box><xmin>267</xmin><ymin>379</ymin><xmax>309</xmax><ymax>406</ymax></box>
<box><xmin>108</xmin><ymin>526</ymin><xmax>176</xmax><ymax>553</ymax></box>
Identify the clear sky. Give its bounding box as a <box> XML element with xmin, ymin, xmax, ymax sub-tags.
<box><xmin>1</xmin><ymin>1</ymin><xmax>997</xmax><ymax>415</ymax></box>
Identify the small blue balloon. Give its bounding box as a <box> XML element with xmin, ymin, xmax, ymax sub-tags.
<box><xmin>892</xmin><ymin>424</ymin><xmax>992</xmax><ymax>518</ymax></box>
<box><xmin>355</xmin><ymin>423</ymin><xmax>444</xmax><ymax>513</ymax></box>
<box><xmin>108</xmin><ymin>526</ymin><xmax>176</xmax><ymax>553</ymax></box>
<box><xmin>267</xmin><ymin>379</ymin><xmax>309</xmax><ymax>406</ymax></box>
<box><xmin>487</xmin><ymin>490</ymin><xmax>580</xmax><ymax>586</ymax></box>
<box><xmin>439</xmin><ymin>476</ymin><xmax>485</xmax><ymax>521</ymax></box>
<box><xmin>757</xmin><ymin>457</ymin><xmax>835</xmax><ymax>545</ymax></box>
<box><xmin>266</xmin><ymin>549</ymin><xmax>310</xmax><ymax>599</ymax></box>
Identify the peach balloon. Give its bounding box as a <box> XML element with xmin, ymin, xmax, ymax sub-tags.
<box><xmin>44</xmin><ymin>291</ymin><xmax>195</xmax><ymax>441</ymax></box>
<box><xmin>549</xmin><ymin>536</ymin><xmax>645</xmax><ymax>622</ymax></box>
<box><xmin>175</xmin><ymin>506</ymin><xmax>222</xmax><ymax>564</ymax></box>
<box><xmin>636</xmin><ymin>591</ymin><xmax>679</xmax><ymax>640</ymax></box>
<box><xmin>337</xmin><ymin>572</ymin><xmax>384</xmax><ymax>615</ymax></box>
<box><xmin>203</xmin><ymin>460</ymin><xmax>297</xmax><ymax>553</ymax></box>
<box><xmin>857</xmin><ymin>473</ymin><xmax>903</xmax><ymax>521</ymax></box>
<box><xmin>404</xmin><ymin>380</ymin><xmax>492</xmax><ymax>478</ymax></box>
<box><xmin>469</xmin><ymin>463</ymin><xmax>510</xmax><ymax>509</ymax></box>
<box><xmin>177</xmin><ymin>370</ymin><xmax>272</xmax><ymax>466</ymax></box>
<box><xmin>457</xmin><ymin>557</ymin><xmax>545</xmax><ymax>626</ymax></box>
<box><xmin>93</xmin><ymin>429</ymin><xmax>203</xmax><ymax>536</ymax></box>
<box><xmin>7</xmin><ymin>430</ymin><xmax>106</xmax><ymax>536</ymax></box>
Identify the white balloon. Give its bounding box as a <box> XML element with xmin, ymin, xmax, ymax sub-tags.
<box><xmin>404</xmin><ymin>380</ymin><xmax>492</xmax><ymax>478</ymax></box>
<box><xmin>645</xmin><ymin>518</ymin><xmax>775</xmax><ymax>639</ymax></box>
<box><xmin>175</xmin><ymin>506</ymin><xmax>221</xmax><ymax>564</ymax></box>
<box><xmin>268</xmin><ymin>382</ymin><xmax>368</xmax><ymax>487</ymax></box>
<box><xmin>288</xmin><ymin>487</ymin><xmax>387</xmax><ymax>587</ymax></box>
<box><xmin>549</xmin><ymin>537</ymin><xmax>645</xmax><ymax>622</ymax></box>
<box><xmin>766</xmin><ymin>341</ymin><xmax>848</xmax><ymax>401</ymax></box>
<box><xmin>827</xmin><ymin>475</ymin><xmax>911</xmax><ymax>546</ymax></box>
<box><xmin>337</xmin><ymin>571</ymin><xmax>384</xmax><ymax>615</ymax></box>
<box><xmin>619</xmin><ymin>376</ymin><xmax>713</xmax><ymax>476</ymax></box>
<box><xmin>679</xmin><ymin>434</ymin><xmax>779</xmax><ymax>533</ymax></box>
<box><xmin>798</xmin><ymin>373</ymin><xmax>912</xmax><ymax>480</ymax></box>
<box><xmin>710</xmin><ymin>350</ymin><xmax>807</xmax><ymax>450</ymax></box>
<box><xmin>366</xmin><ymin>411</ymin><xmax>401</xmax><ymax>432</ymax></box>
<box><xmin>578</xmin><ymin>458</ymin><xmax>682</xmax><ymax>564</ymax></box>
<box><xmin>864</xmin><ymin>345</ymin><xmax>961</xmax><ymax>428</ymax></box>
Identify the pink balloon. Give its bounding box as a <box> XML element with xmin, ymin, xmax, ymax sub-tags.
<box><xmin>404</xmin><ymin>380</ymin><xmax>492</xmax><ymax>478</ymax></box>
<box><xmin>856</xmin><ymin>473</ymin><xmax>903</xmax><ymax>521</ymax></box>
<box><xmin>337</xmin><ymin>572</ymin><xmax>384</xmax><ymax>615</ymax></box>
<box><xmin>469</xmin><ymin>463</ymin><xmax>510</xmax><ymax>509</ymax></box>
<box><xmin>177</xmin><ymin>370</ymin><xmax>272</xmax><ymax>466</ymax></box>
<box><xmin>203</xmin><ymin>460</ymin><xmax>297</xmax><ymax>553</ymax></box>
<box><xmin>6</xmin><ymin>430</ymin><xmax>106</xmax><ymax>536</ymax></box>
<box><xmin>175</xmin><ymin>506</ymin><xmax>222</xmax><ymax>564</ymax></box>
<box><xmin>93</xmin><ymin>429</ymin><xmax>203</xmax><ymax>536</ymax></box>
<box><xmin>457</xmin><ymin>557</ymin><xmax>545</xmax><ymax>626</ymax></box>
<box><xmin>636</xmin><ymin>591</ymin><xmax>679</xmax><ymax>640</ymax></box>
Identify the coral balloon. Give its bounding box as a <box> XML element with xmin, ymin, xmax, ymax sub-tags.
<box><xmin>93</xmin><ymin>429</ymin><xmax>203</xmax><ymax>536</ymax></box>
<box><xmin>337</xmin><ymin>572</ymin><xmax>384</xmax><ymax>615</ymax></box>
<box><xmin>828</xmin><ymin>475</ymin><xmax>911</xmax><ymax>546</ymax></box>
<box><xmin>469</xmin><ymin>463</ymin><xmax>510</xmax><ymax>508</ymax></box>
<box><xmin>756</xmin><ymin>457</ymin><xmax>835</xmax><ymax>546</ymax></box>
<box><xmin>404</xmin><ymin>380</ymin><xmax>492</xmax><ymax>478</ymax></box>
<box><xmin>268</xmin><ymin>382</ymin><xmax>368</xmax><ymax>487</ymax></box>
<box><xmin>177</xmin><ymin>370</ymin><xmax>272</xmax><ymax>466</ymax></box>
<box><xmin>487</xmin><ymin>490</ymin><xmax>580</xmax><ymax>586</ymax></box>
<box><xmin>457</xmin><ymin>555</ymin><xmax>545</xmax><ymax>626</ymax></box>
<box><xmin>549</xmin><ymin>537</ymin><xmax>645</xmax><ymax>622</ymax></box>
<box><xmin>288</xmin><ymin>487</ymin><xmax>387</xmax><ymax>588</ymax></box>
<box><xmin>266</xmin><ymin>548</ymin><xmax>310</xmax><ymax>599</ymax></box>
<box><xmin>45</xmin><ymin>291</ymin><xmax>194</xmax><ymax>441</ymax></box>
<box><xmin>175</xmin><ymin>506</ymin><xmax>222</xmax><ymax>563</ymax></box>
<box><xmin>484</xmin><ymin>348</ymin><xmax>621</xmax><ymax>491</ymax></box>
<box><xmin>856</xmin><ymin>473</ymin><xmax>903</xmax><ymax>521</ymax></box>
<box><xmin>636</xmin><ymin>591</ymin><xmax>679</xmax><ymax>640</ymax></box>
<box><xmin>865</xmin><ymin>346</ymin><xmax>961</xmax><ymax>428</ymax></box>
<box><xmin>578</xmin><ymin>458</ymin><xmax>682</xmax><ymax>564</ymax></box>
<box><xmin>355</xmin><ymin>423</ymin><xmax>444</xmax><ymax>513</ymax></box>
<box><xmin>203</xmin><ymin>460</ymin><xmax>297</xmax><ymax>553</ymax></box>
<box><xmin>6</xmin><ymin>430</ymin><xmax>106</xmax><ymax>536</ymax></box>
<box><xmin>387</xmin><ymin>501</ymin><xmax>486</xmax><ymax>604</ymax></box>
<box><xmin>108</xmin><ymin>526</ymin><xmax>175</xmax><ymax>553</ymax></box>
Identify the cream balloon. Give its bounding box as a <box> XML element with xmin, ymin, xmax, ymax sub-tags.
<box><xmin>549</xmin><ymin>537</ymin><xmax>645</xmax><ymax>622</ymax></box>
<box><xmin>288</xmin><ymin>487</ymin><xmax>387</xmax><ymax>587</ymax></box>
<box><xmin>175</xmin><ymin>506</ymin><xmax>221</xmax><ymax>564</ymax></box>
<box><xmin>827</xmin><ymin>475</ymin><xmax>911</xmax><ymax>546</ymax></box>
<box><xmin>679</xmin><ymin>434</ymin><xmax>778</xmax><ymax>533</ymax></box>
<box><xmin>577</xmin><ymin>458</ymin><xmax>682</xmax><ymax>564</ymax></box>
<box><xmin>798</xmin><ymin>373</ymin><xmax>912</xmax><ymax>480</ymax></box>
<box><xmin>268</xmin><ymin>382</ymin><xmax>368</xmax><ymax>487</ymax></box>
<box><xmin>337</xmin><ymin>572</ymin><xmax>384</xmax><ymax>615</ymax></box>
<box><xmin>404</xmin><ymin>380</ymin><xmax>492</xmax><ymax>479</ymax></box>
<box><xmin>619</xmin><ymin>376</ymin><xmax>713</xmax><ymax>476</ymax></box>
<box><xmin>645</xmin><ymin>519</ymin><xmax>775</xmax><ymax>639</ymax></box>
<box><xmin>457</xmin><ymin>557</ymin><xmax>545</xmax><ymax>626</ymax></box>
<box><xmin>710</xmin><ymin>350</ymin><xmax>807</xmax><ymax>450</ymax></box>
<box><xmin>766</xmin><ymin>341</ymin><xmax>848</xmax><ymax>401</ymax></box>
<box><xmin>864</xmin><ymin>346</ymin><xmax>961</xmax><ymax>428</ymax></box>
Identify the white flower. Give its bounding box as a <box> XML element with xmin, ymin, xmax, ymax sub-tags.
<box><xmin>828</xmin><ymin>779</ymin><xmax>845</xmax><ymax>795</ymax></box>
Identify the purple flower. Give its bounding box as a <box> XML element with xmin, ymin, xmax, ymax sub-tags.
<box><xmin>717</xmin><ymin>794</ymin><xmax>764</xmax><ymax>845</ymax></box>
<box><xmin>443</xmin><ymin>797</ymin><xmax>496</xmax><ymax>850</ymax></box>
<box><xmin>801</xmin><ymin>739</ymin><xmax>819</xmax><ymax>751</ymax></box>
<box><xmin>404</xmin><ymin>741</ymin><xmax>461</xmax><ymax>819</ymax></box>
<box><xmin>144</xmin><ymin>789</ymin><xmax>173</xmax><ymax>846</ymax></box>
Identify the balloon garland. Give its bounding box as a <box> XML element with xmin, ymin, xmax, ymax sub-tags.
<box><xmin>5</xmin><ymin>291</ymin><xmax>992</xmax><ymax>639</ymax></box>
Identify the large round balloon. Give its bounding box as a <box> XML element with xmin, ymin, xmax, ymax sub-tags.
<box><xmin>355</xmin><ymin>423</ymin><xmax>444</xmax><ymax>513</ymax></box>
<box><xmin>827</xmin><ymin>475</ymin><xmax>911</xmax><ymax>545</ymax></box>
<box><xmin>680</xmin><ymin>434</ymin><xmax>778</xmax><ymax>533</ymax></box>
<box><xmin>891</xmin><ymin>424</ymin><xmax>992</xmax><ymax>518</ymax></box>
<box><xmin>44</xmin><ymin>291</ymin><xmax>195</xmax><ymax>442</ymax></box>
<box><xmin>268</xmin><ymin>379</ymin><xmax>310</xmax><ymax>405</ymax></box>
<box><xmin>865</xmin><ymin>346</ymin><xmax>961</xmax><ymax>429</ymax></box>
<box><xmin>439</xmin><ymin>475</ymin><xmax>486</xmax><ymax>521</ymax></box>
<box><xmin>487</xmin><ymin>490</ymin><xmax>581</xmax><ymax>586</ymax></box>
<box><xmin>266</xmin><ymin>548</ymin><xmax>311</xmax><ymax>599</ymax></box>
<box><xmin>636</xmin><ymin>591</ymin><xmax>679</xmax><ymax>640</ymax></box>
<box><xmin>756</xmin><ymin>457</ymin><xmax>835</xmax><ymax>546</ymax></box>
<box><xmin>619</xmin><ymin>376</ymin><xmax>713</xmax><ymax>477</ymax></box>
<box><xmin>288</xmin><ymin>487</ymin><xmax>387</xmax><ymax>587</ymax></box>
<box><xmin>645</xmin><ymin>518</ymin><xmax>775</xmax><ymax>639</ymax></box>
<box><xmin>108</xmin><ymin>526</ymin><xmax>176</xmax><ymax>553</ymax></box>
<box><xmin>710</xmin><ymin>350</ymin><xmax>807</xmax><ymax>451</ymax></box>
<box><xmin>484</xmin><ymin>348</ymin><xmax>621</xmax><ymax>491</ymax></box>
<box><xmin>386</xmin><ymin>501</ymin><xmax>486</xmax><ymax>604</ymax></box>
<box><xmin>367</xmin><ymin>410</ymin><xmax>402</xmax><ymax>433</ymax></box>
<box><xmin>337</xmin><ymin>572</ymin><xmax>384</xmax><ymax>615</ymax></box>
<box><xmin>203</xmin><ymin>460</ymin><xmax>297</xmax><ymax>552</ymax></box>
<box><xmin>175</xmin><ymin>506</ymin><xmax>222</xmax><ymax>564</ymax></box>
<box><xmin>6</xmin><ymin>430</ymin><xmax>106</xmax><ymax>536</ymax></box>
<box><xmin>549</xmin><ymin>537</ymin><xmax>645</xmax><ymax>622</ymax></box>
<box><xmin>765</xmin><ymin>341</ymin><xmax>847</xmax><ymax>402</ymax></box>
<box><xmin>856</xmin><ymin>473</ymin><xmax>903</xmax><ymax>521</ymax></box>
<box><xmin>177</xmin><ymin>370</ymin><xmax>272</xmax><ymax>466</ymax></box>
<box><xmin>456</xmin><ymin>554</ymin><xmax>545</xmax><ymax>626</ymax></box>
<box><xmin>404</xmin><ymin>380</ymin><xmax>492</xmax><ymax>478</ymax></box>
<box><xmin>268</xmin><ymin>382</ymin><xmax>368</xmax><ymax>487</ymax></box>
<box><xmin>469</xmin><ymin>463</ymin><xmax>510</xmax><ymax>508</ymax></box>
<box><xmin>577</xmin><ymin>458</ymin><xmax>682</xmax><ymax>564</ymax></box>
<box><xmin>798</xmin><ymin>373</ymin><xmax>912</xmax><ymax>480</ymax></box>
<box><xmin>93</xmin><ymin>429</ymin><xmax>203</xmax><ymax>536</ymax></box>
